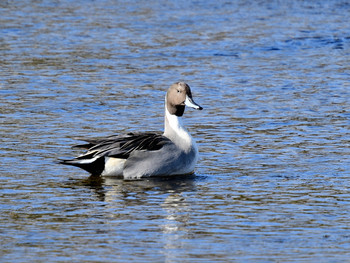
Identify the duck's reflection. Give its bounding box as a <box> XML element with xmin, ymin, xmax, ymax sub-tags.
<box><xmin>76</xmin><ymin>175</ymin><xmax>197</xmax><ymax>202</ymax></box>
<box><xmin>69</xmin><ymin>174</ymin><xmax>200</xmax><ymax>261</ymax></box>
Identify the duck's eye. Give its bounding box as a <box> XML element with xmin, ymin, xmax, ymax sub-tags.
<box><xmin>177</xmin><ymin>90</ymin><xmax>180</xmax><ymax>93</ymax></box>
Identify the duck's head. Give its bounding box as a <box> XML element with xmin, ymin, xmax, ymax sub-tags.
<box><xmin>166</xmin><ymin>82</ymin><xmax>203</xmax><ymax>117</ymax></box>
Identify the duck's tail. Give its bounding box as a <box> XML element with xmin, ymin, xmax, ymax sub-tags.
<box><xmin>59</xmin><ymin>157</ymin><xmax>105</xmax><ymax>176</ymax></box>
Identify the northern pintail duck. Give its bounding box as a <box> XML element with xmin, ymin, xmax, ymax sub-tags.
<box><xmin>60</xmin><ymin>82</ymin><xmax>203</xmax><ymax>179</ymax></box>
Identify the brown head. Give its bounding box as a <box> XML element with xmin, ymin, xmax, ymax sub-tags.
<box><xmin>166</xmin><ymin>82</ymin><xmax>203</xmax><ymax>117</ymax></box>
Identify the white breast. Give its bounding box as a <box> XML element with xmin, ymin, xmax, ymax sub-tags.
<box><xmin>164</xmin><ymin>108</ymin><xmax>193</xmax><ymax>152</ymax></box>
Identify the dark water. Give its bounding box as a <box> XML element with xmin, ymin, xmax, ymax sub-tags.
<box><xmin>1</xmin><ymin>0</ymin><xmax>350</xmax><ymax>262</ymax></box>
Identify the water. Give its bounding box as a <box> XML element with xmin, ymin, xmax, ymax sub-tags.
<box><xmin>1</xmin><ymin>0</ymin><xmax>350</xmax><ymax>262</ymax></box>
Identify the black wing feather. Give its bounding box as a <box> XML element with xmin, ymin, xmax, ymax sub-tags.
<box><xmin>75</xmin><ymin>132</ymin><xmax>171</xmax><ymax>159</ymax></box>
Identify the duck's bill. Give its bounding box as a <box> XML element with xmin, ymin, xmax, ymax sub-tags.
<box><xmin>185</xmin><ymin>95</ymin><xmax>203</xmax><ymax>110</ymax></box>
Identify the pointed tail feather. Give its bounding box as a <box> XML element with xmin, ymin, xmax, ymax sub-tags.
<box><xmin>59</xmin><ymin>157</ymin><xmax>105</xmax><ymax>176</ymax></box>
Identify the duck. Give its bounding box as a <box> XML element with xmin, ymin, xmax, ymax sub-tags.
<box><xmin>59</xmin><ymin>82</ymin><xmax>203</xmax><ymax>179</ymax></box>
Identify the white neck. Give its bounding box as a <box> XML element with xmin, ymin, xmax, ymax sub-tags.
<box><xmin>163</xmin><ymin>107</ymin><xmax>192</xmax><ymax>151</ymax></box>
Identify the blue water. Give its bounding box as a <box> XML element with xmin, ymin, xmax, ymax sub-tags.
<box><xmin>1</xmin><ymin>0</ymin><xmax>350</xmax><ymax>262</ymax></box>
